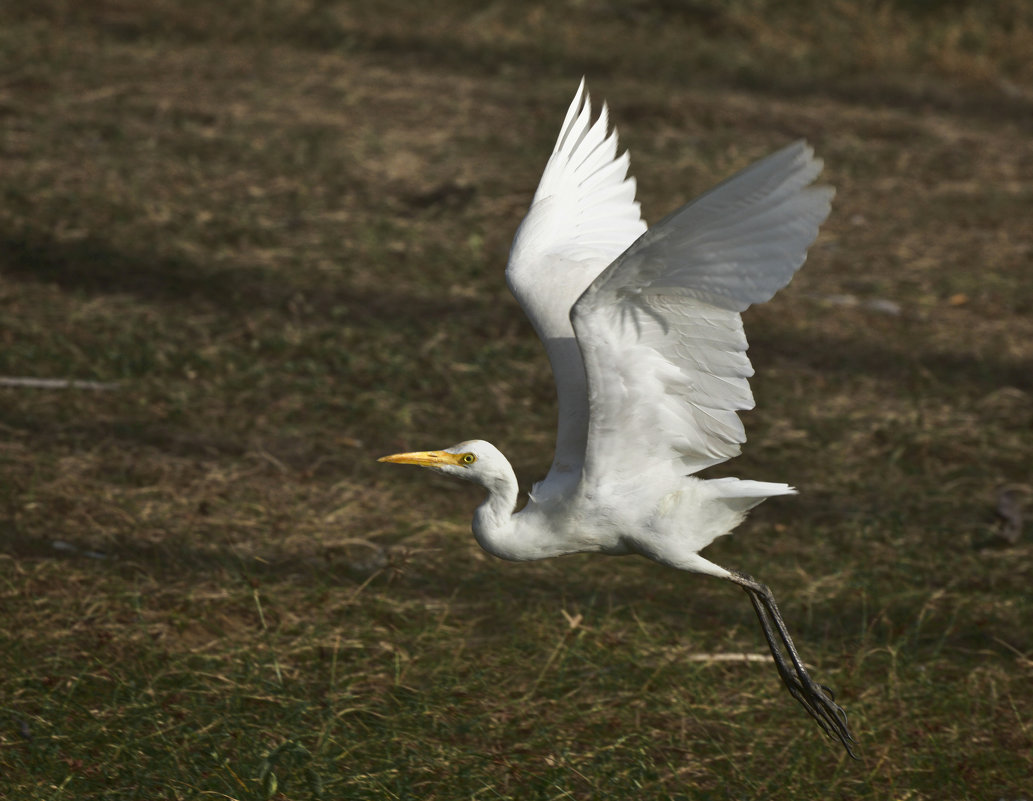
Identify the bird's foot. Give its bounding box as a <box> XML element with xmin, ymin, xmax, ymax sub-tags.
<box><xmin>779</xmin><ymin>667</ymin><xmax>856</xmax><ymax>758</ymax></box>
<box><xmin>733</xmin><ymin>571</ymin><xmax>858</xmax><ymax>759</ymax></box>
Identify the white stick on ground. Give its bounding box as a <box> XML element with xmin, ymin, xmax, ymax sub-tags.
<box><xmin>0</xmin><ymin>377</ymin><xmax>119</xmax><ymax>390</ymax></box>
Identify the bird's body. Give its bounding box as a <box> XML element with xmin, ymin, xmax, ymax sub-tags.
<box><xmin>455</xmin><ymin>437</ymin><xmax>788</xmax><ymax>570</ymax></box>
<box><xmin>380</xmin><ymin>81</ymin><xmax>856</xmax><ymax>756</ymax></box>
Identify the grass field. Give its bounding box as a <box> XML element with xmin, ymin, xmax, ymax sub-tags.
<box><xmin>1</xmin><ymin>1</ymin><xmax>1032</xmax><ymax>798</ymax></box>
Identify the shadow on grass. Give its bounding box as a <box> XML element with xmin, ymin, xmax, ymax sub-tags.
<box><xmin>0</xmin><ymin>227</ymin><xmax>285</xmax><ymax>311</ymax></box>
<box><xmin>12</xmin><ymin>1</ymin><xmax>1033</xmax><ymax>130</ymax></box>
<box><xmin>0</xmin><ymin>409</ymin><xmax>250</xmax><ymax>459</ymax></box>
<box><xmin>0</xmin><ymin>515</ymin><xmax>815</xmax><ymax>634</ymax></box>
<box><xmin>751</xmin><ymin>324</ymin><xmax>1033</xmax><ymax>394</ymax></box>
<box><xmin>0</xmin><ymin>225</ymin><xmax>501</xmax><ymax>329</ymax></box>
<box><xmin>349</xmin><ymin>27</ymin><xmax>1033</xmax><ymax>131</ymax></box>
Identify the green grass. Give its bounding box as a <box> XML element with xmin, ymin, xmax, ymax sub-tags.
<box><xmin>2</xmin><ymin>1</ymin><xmax>1032</xmax><ymax>798</ymax></box>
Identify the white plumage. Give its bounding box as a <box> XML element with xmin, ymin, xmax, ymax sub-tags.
<box><xmin>380</xmin><ymin>80</ymin><xmax>855</xmax><ymax>756</ymax></box>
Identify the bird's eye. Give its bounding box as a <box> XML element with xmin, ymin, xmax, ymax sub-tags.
<box><xmin>460</xmin><ymin>453</ymin><xmax>476</xmax><ymax>465</ymax></box>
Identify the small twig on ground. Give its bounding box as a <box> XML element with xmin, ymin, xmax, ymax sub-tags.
<box><xmin>685</xmin><ymin>653</ymin><xmax>774</xmax><ymax>663</ymax></box>
<box><xmin>0</xmin><ymin>376</ymin><xmax>119</xmax><ymax>391</ymax></box>
<box><xmin>522</xmin><ymin>610</ymin><xmax>583</xmax><ymax>701</ymax></box>
<box><xmin>253</xmin><ymin>588</ymin><xmax>284</xmax><ymax>686</ymax></box>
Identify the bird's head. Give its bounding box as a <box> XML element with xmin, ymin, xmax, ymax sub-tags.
<box><xmin>378</xmin><ymin>439</ymin><xmax>511</xmax><ymax>488</ymax></box>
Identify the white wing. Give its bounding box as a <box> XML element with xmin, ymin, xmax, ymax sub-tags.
<box><xmin>506</xmin><ymin>81</ymin><xmax>647</xmax><ymax>489</ymax></box>
<box><xmin>571</xmin><ymin>141</ymin><xmax>833</xmax><ymax>487</ymax></box>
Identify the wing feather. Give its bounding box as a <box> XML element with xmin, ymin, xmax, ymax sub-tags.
<box><xmin>505</xmin><ymin>81</ymin><xmax>647</xmax><ymax>491</ymax></box>
<box><xmin>572</xmin><ymin>142</ymin><xmax>832</xmax><ymax>485</ymax></box>
<box><xmin>591</xmin><ymin>143</ymin><xmax>833</xmax><ymax>311</ymax></box>
<box><xmin>507</xmin><ymin>81</ymin><xmax>647</xmax><ymax>328</ymax></box>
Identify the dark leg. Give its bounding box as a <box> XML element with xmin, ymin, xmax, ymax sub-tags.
<box><xmin>729</xmin><ymin>570</ymin><xmax>857</xmax><ymax>759</ymax></box>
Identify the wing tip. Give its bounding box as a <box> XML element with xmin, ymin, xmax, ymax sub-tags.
<box><xmin>555</xmin><ymin>78</ymin><xmax>589</xmax><ymax>155</ymax></box>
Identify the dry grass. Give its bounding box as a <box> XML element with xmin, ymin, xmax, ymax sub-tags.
<box><xmin>1</xmin><ymin>1</ymin><xmax>1032</xmax><ymax>798</ymax></box>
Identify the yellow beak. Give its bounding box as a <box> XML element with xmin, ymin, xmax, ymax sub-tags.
<box><xmin>377</xmin><ymin>450</ymin><xmax>463</xmax><ymax>467</ymax></box>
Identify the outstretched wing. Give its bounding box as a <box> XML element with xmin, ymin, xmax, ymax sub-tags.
<box><xmin>571</xmin><ymin>141</ymin><xmax>833</xmax><ymax>487</ymax></box>
<box><xmin>506</xmin><ymin>81</ymin><xmax>647</xmax><ymax>487</ymax></box>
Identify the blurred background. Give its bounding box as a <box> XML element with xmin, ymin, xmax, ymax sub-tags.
<box><xmin>1</xmin><ymin>1</ymin><xmax>1030</xmax><ymax>798</ymax></box>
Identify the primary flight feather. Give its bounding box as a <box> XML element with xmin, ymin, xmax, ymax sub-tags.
<box><xmin>380</xmin><ymin>80</ymin><xmax>855</xmax><ymax>756</ymax></box>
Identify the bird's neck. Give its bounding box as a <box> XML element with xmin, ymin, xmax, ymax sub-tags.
<box><xmin>470</xmin><ymin>461</ymin><xmax>529</xmax><ymax>561</ymax></box>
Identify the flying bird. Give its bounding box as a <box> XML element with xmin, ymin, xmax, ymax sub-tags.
<box><xmin>380</xmin><ymin>80</ymin><xmax>855</xmax><ymax>756</ymax></box>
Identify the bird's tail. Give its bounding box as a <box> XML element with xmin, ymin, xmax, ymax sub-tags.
<box><xmin>708</xmin><ymin>477</ymin><xmax>797</xmax><ymax>514</ymax></box>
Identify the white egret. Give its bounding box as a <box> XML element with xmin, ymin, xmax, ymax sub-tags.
<box><xmin>380</xmin><ymin>80</ymin><xmax>855</xmax><ymax>756</ymax></box>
